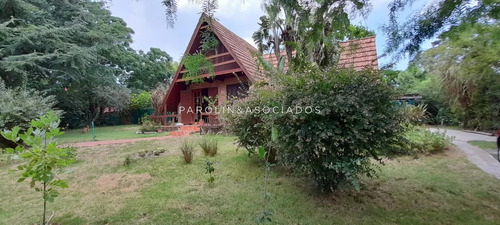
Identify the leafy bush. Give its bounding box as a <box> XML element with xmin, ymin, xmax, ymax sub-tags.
<box><xmin>223</xmin><ymin>85</ymin><xmax>278</xmax><ymax>162</ymax></box>
<box><xmin>399</xmin><ymin>104</ymin><xmax>428</xmax><ymax>125</ymax></box>
<box><xmin>199</xmin><ymin>138</ymin><xmax>218</xmax><ymax>157</ymax></box>
<box><xmin>180</xmin><ymin>140</ymin><xmax>195</xmax><ymax>163</ymax></box>
<box><xmin>130</xmin><ymin>91</ymin><xmax>152</xmax><ymax>110</ymax></box>
<box><xmin>139</xmin><ymin>116</ymin><xmax>160</xmax><ymax>132</ymax></box>
<box><xmin>398</xmin><ymin>125</ymin><xmax>452</xmax><ymax>155</ymax></box>
<box><xmin>277</xmin><ymin>69</ymin><xmax>402</xmax><ymax>191</ymax></box>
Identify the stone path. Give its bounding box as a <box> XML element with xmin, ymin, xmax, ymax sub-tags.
<box><xmin>429</xmin><ymin>128</ymin><xmax>500</xmax><ymax>180</ymax></box>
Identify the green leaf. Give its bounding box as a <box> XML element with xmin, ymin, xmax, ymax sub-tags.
<box><xmin>258</xmin><ymin>146</ymin><xmax>266</xmax><ymax>158</ymax></box>
<box><xmin>17</xmin><ymin>178</ymin><xmax>25</xmax><ymax>182</ymax></box>
<box><xmin>277</xmin><ymin>56</ymin><xmax>286</xmax><ymax>72</ymax></box>
<box><xmin>271</xmin><ymin>125</ymin><xmax>278</xmax><ymax>142</ymax></box>
<box><xmin>19</xmin><ymin>152</ymin><xmax>32</xmax><ymax>158</ymax></box>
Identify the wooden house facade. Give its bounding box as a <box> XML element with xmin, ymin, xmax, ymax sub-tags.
<box><xmin>153</xmin><ymin>14</ymin><xmax>379</xmax><ymax>128</ymax></box>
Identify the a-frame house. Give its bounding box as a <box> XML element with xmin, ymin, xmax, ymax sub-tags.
<box><xmin>154</xmin><ymin>14</ymin><xmax>261</xmax><ymax>127</ymax></box>
<box><xmin>154</xmin><ymin>14</ymin><xmax>379</xmax><ymax>128</ymax></box>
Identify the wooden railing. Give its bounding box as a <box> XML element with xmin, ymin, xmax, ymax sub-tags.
<box><xmin>201</xmin><ymin>113</ymin><xmax>220</xmax><ymax>127</ymax></box>
<box><xmin>150</xmin><ymin>114</ymin><xmax>178</xmax><ymax>127</ymax></box>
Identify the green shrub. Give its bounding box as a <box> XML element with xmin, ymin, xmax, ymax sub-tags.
<box><xmin>276</xmin><ymin>69</ymin><xmax>402</xmax><ymax>191</ymax></box>
<box><xmin>180</xmin><ymin>140</ymin><xmax>195</xmax><ymax>163</ymax></box>
<box><xmin>223</xmin><ymin>85</ymin><xmax>278</xmax><ymax>162</ymax></box>
<box><xmin>399</xmin><ymin>104</ymin><xmax>428</xmax><ymax>125</ymax></box>
<box><xmin>399</xmin><ymin>125</ymin><xmax>452</xmax><ymax>155</ymax></box>
<box><xmin>199</xmin><ymin>138</ymin><xmax>218</xmax><ymax>157</ymax></box>
<box><xmin>140</xmin><ymin>117</ymin><xmax>160</xmax><ymax>132</ymax></box>
<box><xmin>130</xmin><ymin>91</ymin><xmax>152</xmax><ymax>110</ymax></box>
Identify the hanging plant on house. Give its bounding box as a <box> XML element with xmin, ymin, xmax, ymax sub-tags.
<box><xmin>182</xmin><ymin>25</ymin><xmax>219</xmax><ymax>84</ymax></box>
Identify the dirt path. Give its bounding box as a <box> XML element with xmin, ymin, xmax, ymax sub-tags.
<box><xmin>67</xmin><ymin>135</ymin><xmax>183</xmax><ymax>147</ymax></box>
<box><xmin>429</xmin><ymin>128</ymin><xmax>500</xmax><ymax>180</ymax></box>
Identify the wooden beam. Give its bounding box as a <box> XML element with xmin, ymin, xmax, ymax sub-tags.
<box><xmin>206</xmin><ymin>52</ymin><xmax>231</xmax><ymax>59</ymax></box>
<box><xmin>200</xmin><ymin>25</ymin><xmax>209</xmax><ymax>29</ymax></box>
<box><xmin>180</xmin><ymin>59</ymin><xmax>236</xmax><ymax>73</ymax></box>
<box><xmin>176</xmin><ymin>68</ymin><xmax>243</xmax><ymax>82</ymax></box>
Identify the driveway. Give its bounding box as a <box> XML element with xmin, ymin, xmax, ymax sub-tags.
<box><xmin>429</xmin><ymin>128</ymin><xmax>500</xmax><ymax>180</ymax></box>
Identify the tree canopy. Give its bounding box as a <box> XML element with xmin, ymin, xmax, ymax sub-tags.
<box><xmin>0</xmin><ymin>0</ymin><xmax>175</xmax><ymax>128</ymax></box>
<box><xmin>383</xmin><ymin>0</ymin><xmax>500</xmax><ymax>60</ymax></box>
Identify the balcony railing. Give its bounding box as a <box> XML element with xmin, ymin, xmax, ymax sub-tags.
<box><xmin>150</xmin><ymin>114</ymin><xmax>178</xmax><ymax>127</ymax></box>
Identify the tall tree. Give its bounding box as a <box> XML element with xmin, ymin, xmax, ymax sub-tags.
<box><xmin>420</xmin><ymin>23</ymin><xmax>500</xmax><ymax>129</ymax></box>
<box><xmin>383</xmin><ymin>0</ymin><xmax>500</xmax><ymax>60</ymax></box>
<box><xmin>0</xmin><ymin>0</ymin><xmax>166</xmax><ymax>127</ymax></box>
<box><xmin>252</xmin><ymin>0</ymin><xmax>373</xmax><ymax>70</ymax></box>
<box><xmin>119</xmin><ymin>48</ymin><xmax>176</xmax><ymax>92</ymax></box>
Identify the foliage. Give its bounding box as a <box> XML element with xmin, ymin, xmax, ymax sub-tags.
<box><xmin>182</xmin><ymin>53</ymin><xmax>215</xmax><ymax>84</ymax></box>
<box><xmin>139</xmin><ymin>117</ymin><xmax>160</xmax><ymax>133</ymax></box>
<box><xmin>399</xmin><ymin>104</ymin><xmax>429</xmax><ymax>125</ymax></box>
<box><xmin>252</xmin><ymin>0</ymin><xmax>373</xmax><ymax>70</ymax></box>
<box><xmin>123</xmin><ymin>48</ymin><xmax>175</xmax><ymax>92</ymax></box>
<box><xmin>275</xmin><ymin>68</ymin><xmax>402</xmax><ymax>192</ymax></box>
<box><xmin>151</xmin><ymin>82</ymin><xmax>170</xmax><ymax>111</ymax></box>
<box><xmin>180</xmin><ymin>140</ymin><xmax>195</xmax><ymax>164</ymax></box>
<box><xmin>130</xmin><ymin>91</ymin><xmax>153</xmax><ymax>110</ymax></box>
<box><xmin>383</xmin><ymin>0</ymin><xmax>500</xmax><ymax>59</ymax></box>
<box><xmin>199</xmin><ymin>138</ymin><xmax>218</xmax><ymax>157</ymax></box>
<box><xmin>161</xmin><ymin>0</ymin><xmax>218</xmax><ymax>28</ymax></box>
<box><xmin>204</xmin><ymin>159</ymin><xmax>215</xmax><ymax>183</ymax></box>
<box><xmin>0</xmin><ymin>81</ymin><xmax>61</xmax><ymax>131</ymax></box>
<box><xmin>200</xmin><ymin>29</ymin><xmax>219</xmax><ymax>53</ymax></box>
<box><xmin>420</xmin><ymin>23</ymin><xmax>500</xmax><ymax>130</ymax></box>
<box><xmin>124</xmin><ymin>154</ymin><xmax>133</xmax><ymax>166</ymax></box>
<box><xmin>392</xmin><ymin>125</ymin><xmax>451</xmax><ymax>156</ymax></box>
<box><xmin>223</xmin><ymin>85</ymin><xmax>278</xmax><ymax>161</ymax></box>
<box><xmin>0</xmin><ymin>1</ymin><xmax>174</xmax><ymax>128</ymax></box>
<box><xmin>0</xmin><ymin>111</ymin><xmax>76</xmax><ymax>225</ymax></box>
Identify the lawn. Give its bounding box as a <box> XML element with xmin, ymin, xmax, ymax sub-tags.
<box><xmin>1</xmin><ymin>135</ymin><xmax>500</xmax><ymax>224</ymax></box>
<box><xmin>468</xmin><ymin>140</ymin><xmax>498</xmax><ymax>150</ymax></box>
<box><xmin>57</xmin><ymin>125</ymin><xmax>168</xmax><ymax>143</ymax></box>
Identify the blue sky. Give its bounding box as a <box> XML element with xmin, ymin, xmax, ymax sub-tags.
<box><xmin>108</xmin><ymin>0</ymin><xmax>432</xmax><ymax>70</ymax></box>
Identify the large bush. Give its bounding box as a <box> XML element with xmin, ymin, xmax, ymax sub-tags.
<box><xmin>274</xmin><ymin>69</ymin><xmax>402</xmax><ymax>191</ymax></box>
<box><xmin>226</xmin><ymin>68</ymin><xmax>403</xmax><ymax>191</ymax></box>
<box><xmin>223</xmin><ymin>84</ymin><xmax>279</xmax><ymax>162</ymax></box>
<box><xmin>393</xmin><ymin>125</ymin><xmax>452</xmax><ymax>156</ymax></box>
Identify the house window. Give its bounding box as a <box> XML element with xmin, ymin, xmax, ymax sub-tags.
<box><xmin>226</xmin><ymin>83</ymin><xmax>249</xmax><ymax>100</ymax></box>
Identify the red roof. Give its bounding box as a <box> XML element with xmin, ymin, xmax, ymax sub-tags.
<box><xmin>262</xmin><ymin>36</ymin><xmax>378</xmax><ymax>71</ymax></box>
<box><xmin>210</xmin><ymin>17</ymin><xmax>263</xmax><ymax>82</ymax></box>
<box><xmin>338</xmin><ymin>36</ymin><xmax>378</xmax><ymax>70</ymax></box>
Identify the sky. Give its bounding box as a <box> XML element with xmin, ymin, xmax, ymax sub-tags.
<box><xmin>108</xmin><ymin>0</ymin><xmax>433</xmax><ymax>70</ymax></box>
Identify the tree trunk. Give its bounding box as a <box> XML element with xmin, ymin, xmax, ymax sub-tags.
<box><xmin>43</xmin><ymin>182</ymin><xmax>47</xmax><ymax>225</ymax></box>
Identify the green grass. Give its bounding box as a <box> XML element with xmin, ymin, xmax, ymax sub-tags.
<box><xmin>468</xmin><ymin>141</ymin><xmax>498</xmax><ymax>150</ymax></box>
<box><xmin>57</xmin><ymin>125</ymin><xmax>168</xmax><ymax>143</ymax></box>
<box><xmin>1</xmin><ymin>136</ymin><xmax>500</xmax><ymax>224</ymax></box>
